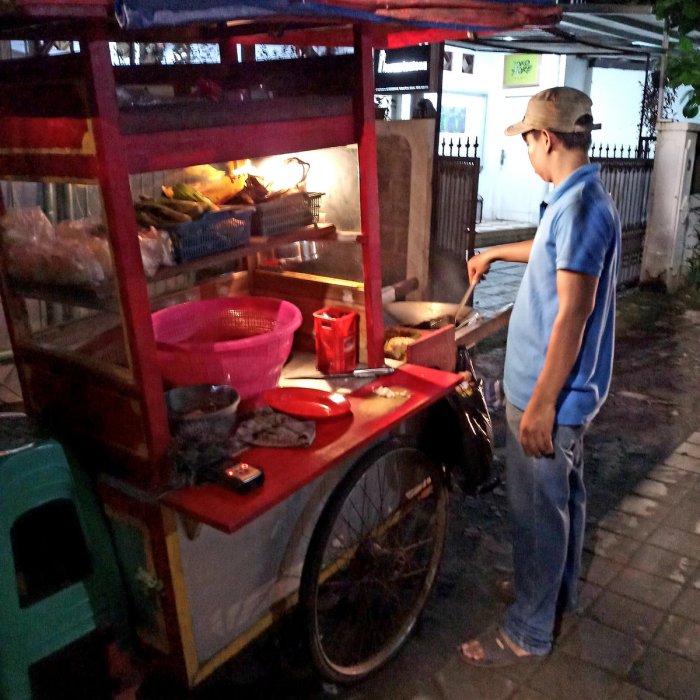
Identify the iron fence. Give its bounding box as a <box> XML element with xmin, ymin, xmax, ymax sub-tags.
<box><xmin>433</xmin><ymin>136</ymin><xmax>480</xmax><ymax>260</ymax></box>
<box><xmin>592</xmin><ymin>143</ymin><xmax>654</xmax><ymax>286</ymax></box>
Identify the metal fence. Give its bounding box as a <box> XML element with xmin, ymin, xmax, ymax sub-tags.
<box><xmin>433</xmin><ymin>136</ymin><xmax>480</xmax><ymax>260</ymax></box>
<box><xmin>592</xmin><ymin>142</ymin><xmax>654</xmax><ymax>286</ymax></box>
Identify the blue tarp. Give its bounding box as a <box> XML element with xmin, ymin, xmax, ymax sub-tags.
<box><xmin>115</xmin><ymin>0</ymin><xmax>560</xmax><ymax>36</ymax></box>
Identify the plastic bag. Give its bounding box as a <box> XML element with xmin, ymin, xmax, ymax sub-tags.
<box><xmin>423</xmin><ymin>347</ymin><xmax>494</xmax><ymax>493</ymax></box>
<box><xmin>451</xmin><ymin>346</ymin><xmax>494</xmax><ymax>490</ymax></box>
<box><xmin>139</xmin><ymin>226</ymin><xmax>175</xmax><ymax>277</ymax></box>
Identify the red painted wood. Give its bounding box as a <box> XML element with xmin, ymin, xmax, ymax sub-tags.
<box><xmin>1</xmin><ymin>116</ymin><xmax>92</xmax><ymax>151</ymax></box>
<box><xmin>122</xmin><ymin>114</ymin><xmax>354</xmax><ymax>173</ymax></box>
<box><xmin>0</xmin><ymin>153</ymin><xmax>98</xmax><ymax>180</ymax></box>
<box><xmin>354</xmin><ymin>26</ymin><xmax>384</xmax><ymax>369</ymax></box>
<box><xmin>13</xmin><ymin>0</ymin><xmax>109</xmax><ymax>14</ymax></box>
<box><xmin>81</xmin><ymin>37</ymin><xmax>172</xmax><ymax>485</ymax></box>
<box><xmin>161</xmin><ymin>365</ymin><xmax>461</xmax><ymax>533</ymax></box>
<box><xmin>234</xmin><ymin>25</ymin><xmax>472</xmax><ymax>49</ymax></box>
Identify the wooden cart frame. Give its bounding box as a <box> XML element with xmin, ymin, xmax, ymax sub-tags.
<box><xmin>0</xmin><ymin>1</ymin><xmax>557</xmax><ymax>690</ymax></box>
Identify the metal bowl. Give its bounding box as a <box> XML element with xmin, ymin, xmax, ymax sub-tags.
<box><xmin>165</xmin><ymin>384</ymin><xmax>240</xmax><ymax>437</ymax></box>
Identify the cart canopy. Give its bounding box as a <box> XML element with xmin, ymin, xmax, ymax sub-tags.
<box><xmin>115</xmin><ymin>0</ymin><xmax>561</xmax><ymax>46</ymax></box>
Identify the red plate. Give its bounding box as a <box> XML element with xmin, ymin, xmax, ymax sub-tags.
<box><xmin>264</xmin><ymin>387</ymin><xmax>351</xmax><ymax>419</ymax></box>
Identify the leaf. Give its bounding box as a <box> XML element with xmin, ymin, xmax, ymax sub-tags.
<box><xmin>678</xmin><ymin>36</ymin><xmax>694</xmax><ymax>52</ymax></box>
<box><xmin>682</xmin><ymin>96</ymin><xmax>699</xmax><ymax>118</ymax></box>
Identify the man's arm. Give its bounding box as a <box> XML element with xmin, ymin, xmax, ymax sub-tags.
<box><xmin>519</xmin><ymin>269</ymin><xmax>599</xmax><ymax>457</ymax></box>
<box><xmin>467</xmin><ymin>239</ymin><xmax>533</xmax><ymax>285</ymax></box>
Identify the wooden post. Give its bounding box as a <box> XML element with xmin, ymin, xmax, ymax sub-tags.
<box><xmin>353</xmin><ymin>24</ymin><xmax>384</xmax><ymax>368</ymax></box>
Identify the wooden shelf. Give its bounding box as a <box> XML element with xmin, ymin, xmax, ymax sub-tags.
<box><xmin>8</xmin><ymin>224</ymin><xmax>337</xmax><ymax>309</ymax></box>
<box><xmin>152</xmin><ymin>224</ymin><xmax>337</xmax><ymax>281</ymax></box>
<box><xmin>9</xmin><ymin>279</ymin><xmax>118</xmax><ymax>309</ymax></box>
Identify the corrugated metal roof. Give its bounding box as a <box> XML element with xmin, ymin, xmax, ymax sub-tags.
<box><xmin>462</xmin><ymin>3</ymin><xmax>700</xmax><ymax>63</ymax></box>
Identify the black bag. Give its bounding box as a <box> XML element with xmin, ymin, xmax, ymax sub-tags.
<box><xmin>423</xmin><ymin>347</ymin><xmax>494</xmax><ymax>493</ymax></box>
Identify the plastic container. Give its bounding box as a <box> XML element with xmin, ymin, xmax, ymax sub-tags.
<box><xmin>169</xmin><ymin>207</ymin><xmax>254</xmax><ymax>262</ymax></box>
<box><xmin>313</xmin><ymin>306</ymin><xmax>359</xmax><ymax>374</ymax></box>
<box><xmin>254</xmin><ymin>192</ymin><xmax>323</xmax><ymax>237</ymax></box>
<box><xmin>152</xmin><ymin>296</ymin><xmax>302</xmax><ymax>399</ymax></box>
<box><xmin>305</xmin><ymin>192</ymin><xmax>324</xmax><ymax>223</ymax></box>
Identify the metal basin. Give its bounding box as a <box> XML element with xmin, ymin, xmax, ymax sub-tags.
<box><xmin>383</xmin><ymin>301</ymin><xmax>477</xmax><ymax>328</ymax></box>
<box><xmin>165</xmin><ymin>384</ymin><xmax>240</xmax><ymax>438</ymax></box>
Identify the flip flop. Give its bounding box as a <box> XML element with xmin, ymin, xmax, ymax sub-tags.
<box><xmin>459</xmin><ymin>627</ymin><xmax>541</xmax><ymax>668</ymax></box>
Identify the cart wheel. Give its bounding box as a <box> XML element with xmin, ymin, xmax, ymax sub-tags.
<box><xmin>300</xmin><ymin>439</ymin><xmax>448</xmax><ymax>684</ymax></box>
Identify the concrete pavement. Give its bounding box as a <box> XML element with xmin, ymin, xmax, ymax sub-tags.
<box><xmin>433</xmin><ymin>431</ymin><xmax>700</xmax><ymax>700</ymax></box>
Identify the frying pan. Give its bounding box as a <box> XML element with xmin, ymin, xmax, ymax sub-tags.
<box><xmin>384</xmin><ymin>300</ymin><xmax>477</xmax><ymax>327</ymax></box>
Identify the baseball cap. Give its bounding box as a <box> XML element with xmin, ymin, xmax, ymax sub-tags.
<box><xmin>505</xmin><ymin>87</ymin><xmax>601</xmax><ymax>136</ymax></box>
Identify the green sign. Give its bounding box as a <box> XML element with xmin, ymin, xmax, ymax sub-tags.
<box><xmin>503</xmin><ymin>54</ymin><xmax>540</xmax><ymax>87</ymax></box>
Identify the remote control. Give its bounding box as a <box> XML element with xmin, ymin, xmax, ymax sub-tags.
<box><xmin>221</xmin><ymin>462</ymin><xmax>265</xmax><ymax>493</ymax></box>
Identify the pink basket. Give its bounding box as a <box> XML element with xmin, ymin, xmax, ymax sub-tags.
<box><xmin>152</xmin><ymin>296</ymin><xmax>302</xmax><ymax>399</ymax></box>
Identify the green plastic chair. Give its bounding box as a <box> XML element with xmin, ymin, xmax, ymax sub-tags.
<box><xmin>0</xmin><ymin>439</ymin><xmax>128</xmax><ymax>700</ymax></box>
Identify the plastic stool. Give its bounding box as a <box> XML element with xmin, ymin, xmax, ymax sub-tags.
<box><xmin>0</xmin><ymin>439</ymin><xmax>125</xmax><ymax>700</ymax></box>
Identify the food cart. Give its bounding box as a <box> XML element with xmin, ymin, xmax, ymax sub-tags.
<box><xmin>0</xmin><ymin>0</ymin><xmax>560</xmax><ymax>694</ymax></box>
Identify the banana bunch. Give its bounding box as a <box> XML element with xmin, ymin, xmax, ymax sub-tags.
<box><xmin>164</xmin><ymin>174</ymin><xmax>247</xmax><ymax>207</ymax></box>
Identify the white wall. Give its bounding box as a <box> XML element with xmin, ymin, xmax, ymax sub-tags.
<box><xmin>590</xmin><ymin>67</ymin><xmax>646</xmax><ymax>153</ymax></box>
<box><xmin>437</xmin><ymin>46</ymin><xmax>564</xmax><ymax>222</ymax></box>
<box><xmin>641</xmin><ymin>121</ymin><xmax>700</xmax><ymax>291</ymax></box>
<box><xmin>389</xmin><ymin>45</ymin><xmax>700</xmax><ymax>225</ymax></box>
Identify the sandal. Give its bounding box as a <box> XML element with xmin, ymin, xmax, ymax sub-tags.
<box><xmin>459</xmin><ymin>627</ymin><xmax>541</xmax><ymax>668</ymax></box>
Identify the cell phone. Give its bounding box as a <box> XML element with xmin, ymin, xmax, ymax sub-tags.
<box><xmin>220</xmin><ymin>462</ymin><xmax>265</xmax><ymax>493</ymax></box>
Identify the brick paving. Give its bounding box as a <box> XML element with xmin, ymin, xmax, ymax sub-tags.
<box><xmin>339</xmin><ymin>432</ymin><xmax>700</xmax><ymax>700</ymax></box>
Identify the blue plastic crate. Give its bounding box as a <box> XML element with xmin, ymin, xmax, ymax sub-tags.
<box><xmin>169</xmin><ymin>207</ymin><xmax>254</xmax><ymax>263</ymax></box>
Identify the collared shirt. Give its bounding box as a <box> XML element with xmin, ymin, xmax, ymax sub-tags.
<box><xmin>504</xmin><ymin>163</ymin><xmax>622</xmax><ymax>425</ymax></box>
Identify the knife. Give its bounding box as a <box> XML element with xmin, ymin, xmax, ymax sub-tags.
<box><xmin>286</xmin><ymin>367</ymin><xmax>396</xmax><ymax>380</ymax></box>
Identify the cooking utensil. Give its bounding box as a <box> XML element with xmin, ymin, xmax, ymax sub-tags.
<box><xmin>264</xmin><ymin>387</ymin><xmax>352</xmax><ymax>419</ymax></box>
<box><xmin>286</xmin><ymin>367</ymin><xmax>395</xmax><ymax>381</ymax></box>
<box><xmin>455</xmin><ymin>310</ymin><xmax>480</xmax><ymax>331</ymax></box>
<box><xmin>453</xmin><ymin>280</ymin><xmax>478</xmax><ymax>325</ymax></box>
<box><xmin>384</xmin><ymin>301</ymin><xmax>466</xmax><ymax>327</ymax></box>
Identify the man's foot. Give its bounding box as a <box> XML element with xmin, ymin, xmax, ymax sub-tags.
<box><xmin>493</xmin><ymin>579</ymin><xmax>565</xmax><ymax>638</ymax></box>
<box><xmin>459</xmin><ymin>626</ymin><xmax>541</xmax><ymax>668</ymax></box>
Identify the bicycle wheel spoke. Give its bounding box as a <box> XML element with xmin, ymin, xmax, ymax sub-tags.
<box><xmin>302</xmin><ymin>443</ymin><xmax>448</xmax><ymax>682</ymax></box>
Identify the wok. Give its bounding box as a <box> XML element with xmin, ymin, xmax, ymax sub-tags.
<box><xmin>384</xmin><ymin>301</ymin><xmax>477</xmax><ymax>328</ymax></box>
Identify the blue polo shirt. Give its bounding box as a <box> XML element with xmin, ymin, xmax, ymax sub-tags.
<box><xmin>503</xmin><ymin>163</ymin><xmax>621</xmax><ymax>425</ymax></box>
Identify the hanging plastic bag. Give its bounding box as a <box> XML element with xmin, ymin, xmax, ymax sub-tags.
<box><xmin>451</xmin><ymin>346</ymin><xmax>494</xmax><ymax>490</ymax></box>
<box><xmin>423</xmin><ymin>346</ymin><xmax>494</xmax><ymax>493</ymax></box>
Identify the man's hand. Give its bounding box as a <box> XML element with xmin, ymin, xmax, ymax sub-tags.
<box><xmin>466</xmin><ymin>240</ymin><xmax>532</xmax><ymax>286</ymax></box>
<box><xmin>467</xmin><ymin>251</ymin><xmax>491</xmax><ymax>285</ymax></box>
<box><xmin>519</xmin><ymin>400</ymin><xmax>555</xmax><ymax>458</ymax></box>
<box><xmin>520</xmin><ymin>269</ymin><xmax>599</xmax><ymax>459</ymax></box>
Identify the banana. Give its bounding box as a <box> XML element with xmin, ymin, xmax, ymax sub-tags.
<box><xmin>135</xmin><ymin>201</ymin><xmax>192</xmax><ymax>224</ymax></box>
<box><xmin>140</xmin><ymin>197</ymin><xmax>206</xmax><ymax>218</ymax></box>
<box><xmin>172</xmin><ymin>183</ymin><xmax>219</xmax><ymax>211</ymax></box>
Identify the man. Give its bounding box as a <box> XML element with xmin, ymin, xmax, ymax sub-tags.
<box><xmin>460</xmin><ymin>87</ymin><xmax>621</xmax><ymax>665</ymax></box>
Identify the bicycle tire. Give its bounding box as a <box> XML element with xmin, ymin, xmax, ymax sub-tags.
<box><xmin>300</xmin><ymin>439</ymin><xmax>448</xmax><ymax>684</ymax></box>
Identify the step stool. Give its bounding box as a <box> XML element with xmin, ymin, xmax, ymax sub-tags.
<box><xmin>0</xmin><ymin>437</ymin><xmax>127</xmax><ymax>700</ymax></box>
